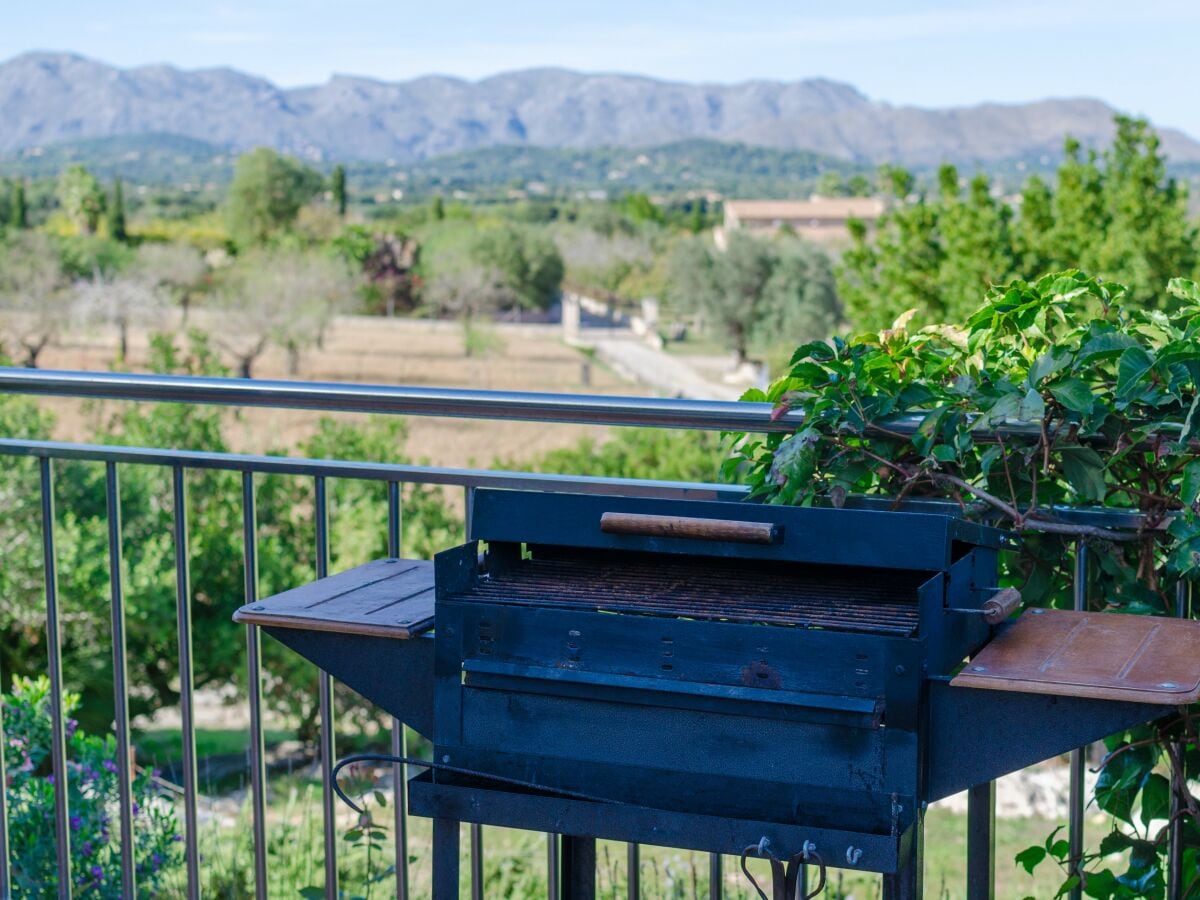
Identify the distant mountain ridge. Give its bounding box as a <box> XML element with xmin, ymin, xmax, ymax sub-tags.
<box><xmin>4</xmin><ymin>51</ymin><xmax>1200</xmax><ymax>167</ymax></box>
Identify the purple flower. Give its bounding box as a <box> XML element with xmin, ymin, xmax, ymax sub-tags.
<box><xmin>90</xmin><ymin>866</ymin><xmax>103</xmax><ymax>878</ymax></box>
<box><xmin>47</xmin><ymin>774</ymin><xmax>54</xmax><ymax>785</ymax></box>
<box><xmin>70</xmin><ymin>815</ymin><xmax>82</xmax><ymax>830</ymax></box>
<box><xmin>173</xmin><ymin>834</ymin><xmax>184</xmax><ymax>842</ymax></box>
<box><xmin>66</xmin><ymin>718</ymin><xmax>78</xmax><ymax>739</ymax></box>
<box><xmin>131</xmin><ymin>802</ymin><xmax>140</xmax><ymax>817</ymax></box>
<box><xmin>103</xmin><ymin>760</ymin><xmax>118</xmax><ymax>774</ymax></box>
<box><xmin>82</xmin><ymin>841</ymin><xmax>93</xmax><ymax>857</ymax></box>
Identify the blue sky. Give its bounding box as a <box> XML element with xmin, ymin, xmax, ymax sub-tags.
<box><xmin>7</xmin><ymin>0</ymin><xmax>1200</xmax><ymax>137</ymax></box>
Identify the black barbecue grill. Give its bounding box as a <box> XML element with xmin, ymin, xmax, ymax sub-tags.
<box><xmin>236</xmin><ymin>488</ymin><xmax>1200</xmax><ymax>899</ymax></box>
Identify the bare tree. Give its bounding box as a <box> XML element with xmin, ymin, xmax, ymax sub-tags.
<box><xmin>424</xmin><ymin>253</ymin><xmax>515</xmax><ymax>357</ymax></box>
<box><xmin>0</xmin><ymin>233</ymin><xmax>71</xmax><ymax>367</ymax></box>
<box><xmin>73</xmin><ymin>273</ymin><xmax>172</xmax><ymax>363</ymax></box>
<box><xmin>132</xmin><ymin>243</ymin><xmax>207</xmax><ymax>322</ymax></box>
<box><xmin>210</xmin><ymin>249</ymin><xmax>355</xmax><ymax>378</ymax></box>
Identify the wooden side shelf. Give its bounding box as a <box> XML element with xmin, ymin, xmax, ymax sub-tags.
<box><xmin>951</xmin><ymin>608</ymin><xmax>1200</xmax><ymax>704</ymax></box>
<box><xmin>233</xmin><ymin>558</ymin><xmax>434</xmax><ymax>639</ymax></box>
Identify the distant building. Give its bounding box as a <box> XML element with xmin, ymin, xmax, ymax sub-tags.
<box><xmin>718</xmin><ymin>197</ymin><xmax>886</xmax><ymax>247</ymax></box>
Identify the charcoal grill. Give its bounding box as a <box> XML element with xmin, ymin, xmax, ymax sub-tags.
<box><xmin>236</xmin><ymin>488</ymin><xmax>1200</xmax><ymax>899</ymax></box>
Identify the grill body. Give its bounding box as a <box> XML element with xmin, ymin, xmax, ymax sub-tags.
<box><xmin>428</xmin><ymin>489</ymin><xmax>1007</xmax><ymax>871</ymax></box>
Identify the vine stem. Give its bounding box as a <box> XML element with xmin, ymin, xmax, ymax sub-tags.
<box><xmin>927</xmin><ymin>472</ymin><xmax>1143</xmax><ymax>541</ymax></box>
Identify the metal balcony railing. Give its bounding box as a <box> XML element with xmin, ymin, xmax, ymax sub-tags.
<box><xmin>0</xmin><ymin>367</ymin><xmax>1191</xmax><ymax>900</ymax></box>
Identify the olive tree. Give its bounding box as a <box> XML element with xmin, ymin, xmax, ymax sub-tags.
<box><xmin>72</xmin><ymin>273</ymin><xmax>172</xmax><ymax>363</ymax></box>
<box><xmin>666</xmin><ymin>231</ymin><xmax>838</xmax><ymax>365</ymax></box>
<box><xmin>210</xmin><ymin>249</ymin><xmax>355</xmax><ymax>377</ymax></box>
<box><xmin>0</xmin><ymin>233</ymin><xmax>72</xmax><ymax>366</ymax></box>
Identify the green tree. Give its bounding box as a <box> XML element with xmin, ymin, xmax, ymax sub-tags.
<box><xmin>618</xmin><ymin>192</ymin><xmax>665</xmax><ymax>225</ymax></box>
<box><xmin>1093</xmin><ymin>116</ymin><xmax>1197</xmax><ymax>308</ymax></box>
<box><xmin>472</xmin><ymin>223</ymin><xmax>564</xmax><ymax>311</ymax></box>
<box><xmin>331</xmin><ymin>163</ymin><xmax>347</xmax><ymax>218</ymax></box>
<box><xmin>431</xmin><ymin>195</ymin><xmax>445</xmax><ymax>221</ymax></box>
<box><xmin>224</xmin><ymin>148</ymin><xmax>324</xmax><ymax>246</ymax></box>
<box><xmin>935</xmin><ymin>171</ymin><xmax>1014</xmax><ymax>319</ymax></box>
<box><xmin>1048</xmin><ymin>137</ymin><xmax>1106</xmax><ymax>274</ymax></box>
<box><xmin>667</xmin><ymin>231</ymin><xmax>837</xmax><ymax>364</ymax></box>
<box><xmin>56</xmin><ymin>164</ymin><xmax>106</xmax><ymax>235</ymax></box>
<box><xmin>10</xmin><ymin>179</ymin><xmax>28</xmax><ymax>229</ymax></box>
<box><xmin>107</xmin><ymin>178</ymin><xmax>127</xmax><ymax>242</ymax></box>
<box><xmin>1012</xmin><ymin>175</ymin><xmax>1055</xmax><ymax>277</ymax></box>
<box><xmin>839</xmin><ymin>187</ymin><xmax>944</xmax><ymax>327</ymax></box>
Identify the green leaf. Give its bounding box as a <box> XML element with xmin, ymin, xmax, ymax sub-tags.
<box><xmin>1059</xmin><ymin>446</ymin><xmax>1108</xmax><ymax>501</ymax></box>
<box><xmin>1182</xmin><ymin>460</ymin><xmax>1200</xmax><ymax>509</ymax></box>
<box><xmin>1095</xmin><ymin>745</ymin><xmax>1156</xmax><ymax>824</ymax></box>
<box><xmin>1115</xmin><ymin>346</ymin><xmax>1156</xmax><ymax>399</ymax></box>
<box><xmin>1049</xmin><ymin>378</ymin><xmax>1095</xmax><ymax>415</ymax></box>
<box><xmin>1078</xmin><ymin>331</ymin><xmax>1140</xmax><ymax>363</ymax></box>
<box><xmin>1139</xmin><ymin>772</ymin><xmax>1170</xmax><ymax>826</ymax></box>
<box><xmin>1015</xmin><ymin>388</ymin><xmax>1045</xmax><ymax>423</ymax></box>
<box><xmin>1015</xmin><ymin>845</ymin><xmax>1046</xmax><ymax>874</ymax></box>
<box><xmin>1167</xmin><ymin>277</ymin><xmax>1200</xmax><ymax>304</ymax></box>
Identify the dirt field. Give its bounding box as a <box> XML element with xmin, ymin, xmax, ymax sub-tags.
<box><xmin>33</xmin><ymin>315</ymin><xmax>647</xmax><ymax>469</ymax></box>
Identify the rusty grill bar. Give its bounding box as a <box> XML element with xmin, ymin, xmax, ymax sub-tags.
<box><xmin>464</xmin><ymin>555</ymin><xmax>925</xmax><ymax>636</ymax></box>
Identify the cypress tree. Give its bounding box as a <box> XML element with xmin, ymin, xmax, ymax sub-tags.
<box><xmin>331</xmin><ymin>164</ymin><xmax>347</xmax><ymax>217</ymax></box>
<box><xmin>12</xmin><ymin>180</ymin><xmax>27</xmax><ymax>229</ymax></box>
<box><xmin>108</xmin><ymin>179</ymin><xmax>128</xmax><ymax>241</ymax></box>
<box><xmin>431</xmin><ymin>195</ymin><xmax>445</xmax><ymax>221</ymax></box>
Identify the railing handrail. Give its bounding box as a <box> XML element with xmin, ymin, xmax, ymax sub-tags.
<box><xmin>0</xmin><ymin>367</ymin><xmax>810</xmax><ymax>432</ymax></box>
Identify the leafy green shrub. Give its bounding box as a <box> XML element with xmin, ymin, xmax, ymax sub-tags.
<box><xmin>728</xmin><ymin>271</ymin><xmax>1199</xmax><ymax>896</ymax></box>
<box><xmin>3</xmin><ymin>675</ymin><xmax>182</xmax><ymax>897</ymax></box>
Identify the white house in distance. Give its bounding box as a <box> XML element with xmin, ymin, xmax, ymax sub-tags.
<box><xmin>716</xmin><ymin>197</ymin><xmax>887</xmax><ymax>248</ymax></box>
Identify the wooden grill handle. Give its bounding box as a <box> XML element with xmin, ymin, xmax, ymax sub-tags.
<box><xmin>599</xmin><ymin>512</ymin><xmax>782</xmax><ymax>545</ymax></box>
<box><xmin>982</xmin><ymin>588</ymin><xmax>1022</xmax><ymax>625</ymax></box>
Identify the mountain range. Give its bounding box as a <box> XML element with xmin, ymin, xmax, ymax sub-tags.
<box><xmin>4</xmin><ymin>51</ymin><xmax>1200</xmax><ymax>168</ymax></box>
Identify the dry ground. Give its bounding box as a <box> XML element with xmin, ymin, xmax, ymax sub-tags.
<box><xmin>33</xmin><ymin>315</ymin><xmax>647</xmax><ymax>469</ymax></box>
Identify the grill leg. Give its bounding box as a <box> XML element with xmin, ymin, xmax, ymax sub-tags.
<box><xmin>432</xmin><ymin>817</ymin><xmax>461</xmax><ymax>900</ymax></box>
<box><xmin>882</xmin><ymin>813</ymin><xmax>924</xmax><ymax>900</ymax></box>
<box><xmin>560</xmin><ymin>835</ymin><xmax>596</xmax><ymax>900</ymax></box>
<box><xmin>967</xmin><ymin>781</ymin><xmax>995</xmax><ymax>900</ymax></box>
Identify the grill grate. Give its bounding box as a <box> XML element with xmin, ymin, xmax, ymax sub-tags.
<box><xmin>458</xmin><ymin>554</ymin><xmax>925</xmax><ymax>636</ymax></box>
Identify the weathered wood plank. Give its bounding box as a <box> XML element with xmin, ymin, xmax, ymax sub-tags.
<box><xmin>233</xmin><ymin>558</ymin><xmax>434</xmax><ymax>638</ymax></box>
<box><xmin>952</xmin><ymin>608</ymin><xmax>1200</xmax><ymax>704</ymax></box>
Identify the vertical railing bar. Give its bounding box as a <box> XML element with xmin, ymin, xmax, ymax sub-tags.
<box><xmin>315</xmin><ymin>475</ymin><xmax>339</xmax><ymax>900</ymax></box>
<box><xmin>1067</xmin><ymin>539</ymin><xmax>1088</xmax><ymax>900</ymax></box>
<box><xmin>40</xmin><ymin>457</ymin><xmax>72</xmax><ymax>898</ymax></box>
<box><xmin>387</xmin><ymin>480</ymin><xmax>410</xmax><ymax>900</ymax></box>
<box><xmin>243</xmin><ymin>471</ymin><xmax>269</xmax><ymax>900</ymax></box>
<box><xmin>627</xmin><ymin>844</ymin><xmax>640</xmax><ymax>898</ymax></box>
<box><xmin>708</xmin><ymin>852</ymin><xmax>721</xmax><ymax>899</ymax></box>
<box><xmin>547</xmin><ymin>834</ymin><xmax>560</xmax><ymax>900</ymax></box>
<box><xmin>462</xmin><ymin>484</ymin><xmax>483</xmax><ymax>900</ymax></box>
<box><xmin>1166</xmin><ymin>578</ymin><xmax>1192</xmax><ymax>900</ymax></box>
<box><xmin>0</xmin><ymin>575</ymin><xmax>10</xmax><ymax>899</ymax></box>
<box><xmin>105</xmin><ymin>462</ymin><xmax>137</xmax><ymax>896</ymax></box>
<box><xmin>470</xmin><ymin>824</ymin><xmax>484</xmax><ymax>900</ymax></box>
<box><xmin>172</xmin><ymin>465</ymin><xmax>201</xmax><ymax>899</ymax></box>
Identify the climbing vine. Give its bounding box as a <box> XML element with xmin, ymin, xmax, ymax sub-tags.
<box><xmin>727</xmin><ymin>271</ymin><xmax>1200</xmax><ymax>897</ymax></box>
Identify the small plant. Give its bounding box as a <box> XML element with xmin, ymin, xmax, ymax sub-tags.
<box><xmin>3</xmin><ymin>675</ymin><xmax>183</xmax><ymax>897</ymax></box>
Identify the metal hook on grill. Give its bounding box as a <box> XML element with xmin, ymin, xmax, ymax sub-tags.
<box><xmin>739</xmin><ymin>838</ymin><xmax>826</xmax><ymax>900</ymax></box>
